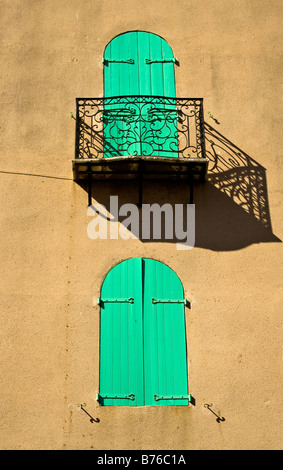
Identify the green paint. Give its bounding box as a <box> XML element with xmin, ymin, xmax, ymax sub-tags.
<box><xmin>99</xmin><ymin>258</ymin><xmax>189</xmax><ymax>406</ymax></box>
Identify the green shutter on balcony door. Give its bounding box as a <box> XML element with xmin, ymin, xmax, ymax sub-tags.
<box><xmin>104</xmin><ymin>31</ymin><xmax>176</xmax><ymax>97</ymax></box>
<box><xmin>98</xmin><ymin>258</ymin><xmax>189</xmax><ymax>406</ymax></box>
<box><xmin>103</xmin><ymin>31</ymin><xmax>178</xmax><ymax>158</ymax></box>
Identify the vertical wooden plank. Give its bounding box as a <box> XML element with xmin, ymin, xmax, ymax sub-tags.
<box><xmin>115</xmin><ymin>33</ymin><xmax>131</xmax><ymax>155</ymax></box>
<box><xmin>129</xmin><ymin>32</ymin><xmax>142</xmax><ymax>154</ymax></box>
<box><xmin>145</xmin><ymin>34</ymin><xmax>178</xmax><ymax>157</ymax></box>
<box><xmin>127</xmin><ymin>257</ymin><xmax>144</xmax><ymax>406</ymax></box>
<box><xmin>138</xmin><ymin>31</ymin><xmax>151</xmax><ymax>95</ymax></box>
<box><xmin>99</xmin><ymin>261</ymin><xmax>114</xmax><ymax>405</ymax></box>
<box><xmin>144</xmin><ymin>34</ymin><xmax>163</xmax><ymax>157</ymax></box>
<box><xmin>104</xmin><ymin>32</ymin><xmax>141</xmax><ymax>156</ymax></box>
<box><xmin>162</xmin><ymin>39</ymin><xmax>176</xmax><ymax>98</ymax></box>
<box><xmin>160</xmin><ymin>37</ymin><xmax>178</xmax><ymax>158</ymax></box>
<box><xmin>108</xmin><ymin>35</ymin><xmax>122</xmax><ymax>156</ymax></box>
<box><xmin>118</xmin><ymin>32</ymin><xmax>130</xmax><ymax>95</ymax></box>
<box><xmin>150</xmin><ymin>34</ymin><xmax>164</xmax><ymax>96</ymax></box>
<box><xmin>128</xmin><ymin>31</ymin><xmax>140</xmax><ymax>95</ymax></box>
<box><xmin>136</xmin><ymin>31</ymin><xmax>151</xmax><ymax>156</ymax></box>
<box><xmin>109</xmin><ymin>35</ymin><xmax>121</xmax><ymax>97</ymax></box>
<box><xmin>143</xmin><ymin>258</ymin><xmax>156</xmax><ymax>405</ymax></box>
<box><xmin>103</xmin><ymin>41</ymin><xmax>111</xmax><ymax>98</ymax></box>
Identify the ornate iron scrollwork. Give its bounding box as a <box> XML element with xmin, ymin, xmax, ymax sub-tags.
<box><xmin>75</xmin><ymin>96</ymin><xmax>205</xmax><ymax>160</ymax></box>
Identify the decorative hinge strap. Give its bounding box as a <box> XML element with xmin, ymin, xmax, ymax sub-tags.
<box><xmin>152</xmin><ymin>298</ymin><xmax>189</xmax><ymax>306</ymax></box>
<box><xmin>145</xmin><ymin>58</ymin><xmax>177</xmax><ymax>64</ymax></box>
<box><xmin>154</xmin><ymin>394</ymin><xmax>192</xmax><ymax>402</ymax></box>
<box><xmin>103</xmin><ymin>58</ymin><xmax>134</xmax><ymax>64</ymax></box>
<box><xmin>97</xmin><ymin>393</ymin><xmax>135</xmax><ymax>401</ymax></box>
<box><xmin>98</xmin><ymin>297</ymin><xmax>134</xmax><ymax>305</ymax></box>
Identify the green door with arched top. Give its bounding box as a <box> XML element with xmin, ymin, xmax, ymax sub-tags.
<box><xmin>98</xmin><ymin>258</ymin><xmax>189</xmax><ymax>406</ymax></box>
<box><xmin>103</xmin><ymin>31</ymin><xmax>178</xmax><ymax>158</ymax></box>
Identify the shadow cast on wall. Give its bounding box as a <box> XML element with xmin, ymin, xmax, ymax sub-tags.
<box><xmin>195</xmin><ymin>122</ymin><xmax>281</xmax><ymax>251</ymax></box>
<box><xmin>80</xmin><ymin>122</ymin><xmax>281</xmax><ymax>251</ymax></box>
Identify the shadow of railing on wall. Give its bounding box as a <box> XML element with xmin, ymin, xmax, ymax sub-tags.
<box><xmin>205</xmin><ymin>122</ymin><xmax>273</xmax><ymax>231</ymax></box>
<box><xmin>77</xmin><ymin>120</ymin><xmax>281</xmax><ymax>251</ymax></box>
<box><xmin>192</xmin><ymin>122</ymin><xmax>281</xmax><ymax>251</ymax></box>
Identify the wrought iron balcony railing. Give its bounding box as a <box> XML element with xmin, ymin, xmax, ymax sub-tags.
<box><xmin>73</xmin><ymin>96</ymin><xmax>208</xmax><ymax>205</ymax></box>
<box><xmin>75</xmin><ymin>96</ymin><xmax>206</xmax><ymax>161</ymax></box>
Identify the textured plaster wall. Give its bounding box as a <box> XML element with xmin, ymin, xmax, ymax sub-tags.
<box><xmin>0</xmin><ymin>0</ymin><xmax>282</xmax><ymax>450</ymax></box>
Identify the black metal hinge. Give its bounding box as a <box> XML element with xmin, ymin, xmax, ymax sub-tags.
<box><xmin>145</xmin><ymin>58</ymin><xmax>177</xmax><ymax>64</ymax></box>
<box><xmin>98</xmin><ymin>297</ymin><xmax>134</xmax><ymax>305</ymax></box>
<box><xmin>103</xmin><ymin>58</ymin><xmax>134</xmax><ymax>64</ymax></box>
<box><xmin>152</xmin><ymin>298</ymin><xmax>190</xmax><ymax>307</ymax></box>
<box><xmin>97</xmin><ymin>393</ymin><xmax>135</xmax><ymax>402</ymax></box>
<box><xmin>154</xmin><ymin>394</ymin><xmax>192</xmax><ymax>402</ymax></box>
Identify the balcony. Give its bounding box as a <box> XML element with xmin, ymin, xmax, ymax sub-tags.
<box><xmin>72</xmin><ymin>96</ymin><xmax>208</xmax><ymax>204</ymax></box>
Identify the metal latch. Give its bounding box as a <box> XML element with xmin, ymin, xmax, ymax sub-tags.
<box><xmin>97</xmin><ymin>393</ymin><xmax>135</xmax><ymax>401</ymax></box>
<box><xmin>145</xmin><ymin>58</ymin><xmax>177</xmax><ymax>64</ymax></box>
<box><xmin>152</xmin><ymin>298</ymin><xmax>190</xmax><ymax>307</ymax></box>
<box><xmin>103</xmin><ymin>58</ymin><xmax>134</xmax><ymax>64</ymax></box>
<box><xmin>154</xmin><ymin>394</ymin><xmax>192</xmax><ymax>402</ymax></box>
<box><xmin>98</xmin><ymin>297</ymin><xmax>134</xmax><ymax>305</ymax></box>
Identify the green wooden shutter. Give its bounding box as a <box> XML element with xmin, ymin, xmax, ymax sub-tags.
<box><xmin>103</xmin><ymin>32</ymin><xmax>178</xmax><ymax>158</ymax></box>
<box><xmin>143</xmin><ymin>259</ymin><xmax>189</xmax><ymax>406</ymax></box>
<box><xmin>99</xmin><ymin>258</ymin><xmax>144</xmax><ymax>406</ymax></box>
<box><xmin>99</xmin><ymin>258</ymin><xmax>189</xmax><ymax>406</ymax></box>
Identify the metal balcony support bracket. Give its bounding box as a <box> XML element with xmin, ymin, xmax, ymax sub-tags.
<box><xmin>189</xmin><ymin>172</ymin><xmax>194</xmax><ymax>204</ymax></box>
<box><xmin>73</xmin><ymin>156</ymin><xmax>208</xmax><ymax>208</ymax></box>
<box><xmin>138</xmin><ymin>160</ymin><xmax>143</xmax><ymax>207</ymax></box>
<box><xmin>88</xmin><ymin>169</ymin><xmax>92</xmax><ymax>206</ymax></box>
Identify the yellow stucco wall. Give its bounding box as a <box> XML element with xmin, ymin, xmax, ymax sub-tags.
<box><xmin>0</xmin><ymin>0</ymin><xmax>282</xmax><ymax>450</ymax></box>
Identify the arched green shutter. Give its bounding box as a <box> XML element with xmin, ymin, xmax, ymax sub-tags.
<box><xmin>104</xmin><ymin>31</ymin><xmax>176</xmax><ymax>97</ymax></box>
<box><xmin>103</xmin><ymin>32</ymin><xmax>178</xmax><ymax>158</ymax></box>
<box><xmin>143</xmin><ymin>259</ymin><xmax>189</xmax><ymax>406</ymax></box>
<box><xmin>99</xmin><ymin>258</ymin><xmax>144</xmax><ymax>406</ymax></box>
<box><xmin>98</xmin><ymin>258</ymin><xmax>189</xmax><ymax>406</ymax></box>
